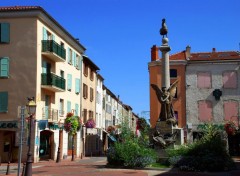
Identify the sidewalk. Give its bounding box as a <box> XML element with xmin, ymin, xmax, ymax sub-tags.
<box><xmin>0</xmin><ymin>156</ymin><xmax>240</xmax><ymax>176</ymax></box>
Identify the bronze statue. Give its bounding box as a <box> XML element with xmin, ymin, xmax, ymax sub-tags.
<box><xmin>151</xmin><ymin>80</ymin><xmax>178</xmax><ymax>125</ymax></box>
<box><xmin>160</xmin><ymin>18</ymin><xmax>168</xmax><ymax>38</ymax></box>
<box><xmin>152</xmin><ymin>130</ymin><xmax>178</xmax><ymax>148</ymax></box>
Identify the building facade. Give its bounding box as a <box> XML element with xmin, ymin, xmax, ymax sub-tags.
<box><xmin>0</xmin><ymin>6</ymin><xmax>85</xmax><ymax>162</ymax></box>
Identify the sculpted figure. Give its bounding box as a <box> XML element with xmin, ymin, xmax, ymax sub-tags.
<box><xmin>160</xmin><ymin>18</ymin><xmax>168</xmax><ymax>38</ymax></box>
<box><xmin>151</xmin><ymin>80</ymin><xmax>178</xmax><ymax>125</ymax></box>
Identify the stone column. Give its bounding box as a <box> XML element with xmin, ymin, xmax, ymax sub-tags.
<box><xmin>159</xmin><ymin>37</ymin><xmax>171</xmax><ymax>89</ymax></box>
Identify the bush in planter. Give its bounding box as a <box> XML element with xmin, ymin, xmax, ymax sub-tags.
<box><xmin>168</xmin><ymin>123</ymin><xmax>236</xmax><ymax>172</ymax></box>
<box><xmin>107</xmin><ymin>119</ymin><xmax>156</xmax><ymax>168</ymax></box>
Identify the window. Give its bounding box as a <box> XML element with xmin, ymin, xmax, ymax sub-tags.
<box><xmin>223</xmin><ymin>71</ymin><xmax>237</xmax><ymax>88</ymax></box>
<box><xmin>83</xmin><ymin>109</ymin><xmax>87</xmax><ymax>123</ymax></box>
<box><xmin>198</xmin><ymin>100</ymin><xmax>212</xmax><ymax>121</ymax></box>
<box><xmin>75</xmin><ymin>104</ymin><xmax>79</xmax><ymax>116</ymax></box>
<box><xmin>75</xmin><ymin>78</ymin><xmax>80</xmax><ymax>94</ymax></box>
<box><xmin>89</xmin><ymin>110</ymin><xmax>94</xmax><ymax>119</ymax></box>
<box><xmin>0</xmin><ymin>57</ymin><xmax>9</xmax><ymax>78</ymax></box>
<box><xmin>90</xmin><ymin>87</ymin><xmax>94</xmax><ymax>102</ymax></box>
<box><xmin>68</xmin><ymin>48</ymin><xmax>72</xmax><ymax>64</ymax></box>
<box><xmin>224</xmin><ymin>101</ymin><xmax>238</xmax><ymax>122</ymax></box>
<box><xmin>76</xmin><ymin>54</ymin><xmax>80</xmax><ymax>69</ymax></box>
<box><xmin>0</xmin><ymin>23</ymin><xmax>10</xmax><ymax>43</ymax></box>
<box><xmin>83</xmin><ymin>83</ymin><xmax>88</xmax><ymax>99</ymax></box>
<box><xmin>60</xmin><ymin>70</ymin><xmax>64</xmax><ymax>78</ymax></box>
<box><xmin>174</xmin><ymin>111</ymin><xmax>178</xmax><ymax>121</ymax></box>
<box><xmin>83</xmin><ymin>63</ymin><xmax>88</xmax><ymax>76</ymax></box>
<box><xmin>67</xmin><ymin>74</ymin><xmax>72</xmax><ymax>91</ymax></box>
<box><xmin>197</xmin><ymin>72</ymin><xmax>211</xmax><ymax>88</ymax></box>
<box><xmin>102</xmin><ymin>98</ymin><xmax>105</xmax><ymax>109</ymax></box>
<box><xmin>170</xmin><ymin>69</ymin><xmax>177</xmax><ymax>78</ymax></box>
<box><xmin>67</xmin><ymin>101</ymin><xmax>71</xmax><ymax>113</ymax></box>
<box><xmin>59</xmin><ymin>99</ymin><xmax>64</xmax><ymax>116</ymax></box>
<box><xmin>0</xmin><ymin>92</ymin><xmax>8</xmax><ymax>112</ymax></box>
<box><xmin>90</xmin><ymin>69</ymin><xmax>94</xmax><ymax>81</ymax></box>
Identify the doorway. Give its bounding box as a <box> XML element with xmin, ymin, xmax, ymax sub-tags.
<box><xmin>39</xmin><ymin>130</ymin><xmax>54</xmax><ymax>160</ymax></box>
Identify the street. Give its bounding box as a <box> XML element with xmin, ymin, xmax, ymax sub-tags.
<box><xmin>1</xmin><ymin>156</ymin><xmax>240</xmax><ymax>176</ymax></box>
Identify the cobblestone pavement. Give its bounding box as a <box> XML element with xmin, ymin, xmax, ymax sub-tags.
<box><xmin>0</xmin><ymin>156</ymin><xmax>240</xmax><ymax>176</ymax></box>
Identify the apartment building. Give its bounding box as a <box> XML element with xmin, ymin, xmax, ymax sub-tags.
<box><xmin>149</xmin><ymin>44</ymin><xmax>240</xmax><ymax>149</ymax></box>
<box><xmin>0</xmin><ymin>6</ymin><xmax>85</xmax><ymax>162</ymax></box>
<box><xmin>185</xmin><ymin>48</ymin><xmax>240</xmax><ymax>154</ymax></box>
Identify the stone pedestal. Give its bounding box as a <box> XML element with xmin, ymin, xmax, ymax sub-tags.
<box><xmin>156</xmin><ymin>121</ymin><xmax>173</xmax><ymax>134</ymax></box>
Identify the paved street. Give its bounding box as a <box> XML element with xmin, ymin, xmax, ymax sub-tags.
<box><xmin>0</xmin><ymin>156</ymin><xmax>240</xmax><ymax>176</ymax></box>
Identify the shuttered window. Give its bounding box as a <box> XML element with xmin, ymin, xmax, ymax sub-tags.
<box><xmin>0</xmin><ymin>23</ymin><xmax>10</xmax><ymax>43</ymax></box>
<box><xmin>67</xmin><ymin>101</ymin><xmax>71</xmax><ymax>113</ymax></box>
<box><xmin>0</xmin><ymin>92</ymin><xmax>8</xmax><ymax>112</ymax></box>
<box><xmin>0</xmin><ymin>57</ymin><xmax>9</xmax><ymax>78</ymax></box>
<box><xmin>67</xmin><ymin>74</ymin><xmax>72</xmax><ymax>91</ymax></box>
<box><xmin>75</xmin><ymin>104</ymin><xmax>79</xmax><ymax>116</ymax></box>
<box><xmin>90</xmin><ymin>87</ymin><xmax>94</xmax><ymax>102</ymax></box>
<box><xmin>75</xmin><ymin>78</ymin><xmax>80</xmax><ymax>94</ymax></box>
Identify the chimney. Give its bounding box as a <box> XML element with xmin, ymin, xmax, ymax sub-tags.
<box><xmin>151</xmin><ymin>45</ymin><xmax>159</xmax><ymax>61</ymax></box>
<box><xmin>185</xmin><ymin>45</ymin><xmax>191</xmax><ymax>59</ymax></box>
<box><xmin>212</xmin><ymin>48</ymin><xmax>216</xmax><ymax>53</ymax></box>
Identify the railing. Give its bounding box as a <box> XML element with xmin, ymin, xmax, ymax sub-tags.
<box><xmin>42</xmin><ymin>107</ymin><xmax>59</xmax><ymax>122</ymax></box>
<box><xmin>42</xmin><ymin>40</ymin><xmax>66</xmax><ymax>60</ymax></box>
<box><xmin>41</xmin><ymin>73</ymin><xmax>66</xmax><ymax>90</ymax></box>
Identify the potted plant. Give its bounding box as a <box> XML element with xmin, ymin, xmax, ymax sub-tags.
<box><xmin>85</xmin><ymin>118</ymin><xmax>96</xmax><ymax>128</ymax></box>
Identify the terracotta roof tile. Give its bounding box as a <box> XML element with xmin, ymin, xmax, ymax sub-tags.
<box><xmin>190</xmin><ymin>51</ymin><xmax>240</xmax><ymax>61</ymax></box>
<box><xmin>0</xmin><ymin>6</ymin><xmax>42</xmax><ymax>11</ymax></box>
<box><xmin>169</xmin><ymin>51</ymin><xmax>186</xmax><ymax>60</ymax></box>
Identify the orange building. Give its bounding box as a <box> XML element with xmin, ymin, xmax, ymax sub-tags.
<box><xmin>148</xmin><ymin>45</ymin><xmax>190</xmax><ymax>129</ymax></box>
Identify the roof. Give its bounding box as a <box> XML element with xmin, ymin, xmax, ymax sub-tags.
<box><xmin>82</xmin><ymin>55</ymin><xmax>100</xmax><ymax>71</ymax></box>
<box><xmin>190</xmin><ymin>51</ymin><xmax>240</xmax><ymax>61</ymax></box>
<box><xmin>168</xmin><ymin>49</ymin><xmax>240</xmax><ymax>62</ymax></box>
<box><xmin>0</xmin><ymin>6</ymin><xmax>86</xmax><ymax>51</ymax></box>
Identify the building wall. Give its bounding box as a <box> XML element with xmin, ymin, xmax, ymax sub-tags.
<box><xmin>186</xmin><ymin>62</ymin><xmax>240</xmax><ymax>131</ymax></box>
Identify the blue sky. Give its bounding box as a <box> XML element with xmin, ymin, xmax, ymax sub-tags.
<box><xmin>1</xmin><ymin>0</ymin><xmax>240</xmax><ymax>119</ymax></box>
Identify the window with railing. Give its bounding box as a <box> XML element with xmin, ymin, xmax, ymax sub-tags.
<box><xmin>42</xmin><ymin>40</ymin><xmax>66</xmax><ymax>59</ymax></box>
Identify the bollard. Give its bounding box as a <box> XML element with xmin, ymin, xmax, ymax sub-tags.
<box><xmin>21</xmin><ymin>163</ymin><xmax>26</xmax><ymax>176</ymax></box>
<box><xmin>6</xmin><ymin>161</ymin><xmax>10</xmax><ymax>175</ymax></box>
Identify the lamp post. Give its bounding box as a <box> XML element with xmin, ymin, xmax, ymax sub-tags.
<box><xmin>71</xmin><ymin>134</ymin><xmax>75</xmax><ymax>161</ymax></box>
<box><xmin>25</xmin><ymin>97</ymin><xmax>36</xmax><ymax>176</ymax></box>
<box><xmin>56</xmin><ymin>120</ymin><xmax>63</xmax><ymax>163</ymax></box>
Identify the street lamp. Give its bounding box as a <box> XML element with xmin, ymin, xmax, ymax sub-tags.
<box><xmin>56</xmin><ymin>120</ymin><xmax>63</xmax><ymax>163</ymax></box>
<box><xmin>25</xmin><ymin>97</ymin><xmax>36</xmax><ymax>176</ymax></box>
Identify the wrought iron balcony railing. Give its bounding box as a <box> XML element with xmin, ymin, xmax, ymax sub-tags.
<box><xmin>42</xmin><ymin>40</ymin><xmax>66</xmax><ymax>60</ymax></box>
<box><xmin>41</xmin><ymin>73</ymin><xmax>66</xmax><ymax>91</ymax></box>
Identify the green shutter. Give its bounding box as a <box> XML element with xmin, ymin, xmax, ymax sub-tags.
<box><xmin>68</xmin><ymin>47</ymin><xmax>71</xmax><ymax>63</ymax></box>
<box><xmin>75</xmin><ymin>104</ymin><xmax>79</xmax><ymax>116</ymax></box>
<box><xmin>42</xmin><ymin>27</ymin><xmax>47</xmax><ymax>40</ymax></box>
<box><xmin>67</xmin><ymin>101</ymin><xmax>71</xmax><ymax>113</ymax></box>
<box><xmin>52</xmin><ymin>34</ymin><xmax>55</xmax><ymax>41</ymax></box>
<box><xmin>0</xmin><ymin>23</ymin><xmax>10</xmax><ymax>43</ymax></box>
<box><xmin>0</xmin><ymin>92</ymin><xmax>8</xmax><ymax>112</ymax></box>
<box><xmin>79</xmin><ymin>55</ymin><xmax>83</xmax><ymax>70</ymax></box>
<box><xmin>75</xmin><ymin>78</ymin><xmax>80</xmax><ymax>94</ymax></box>
<box><xmin>73</xmin><ymin>52</ymin><xmax>76</xmax><ymax>67</ymax></box>
<box><xmin>0</xmin><ymin>57</ymin><xmax>9</xmax><ymax>77</ymax></box>
<box><xmin>67</xmin><ymin>74</ymin><xmax>72</xmax><ymax>90</ymax></box>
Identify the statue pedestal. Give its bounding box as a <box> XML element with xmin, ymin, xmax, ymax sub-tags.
<box><xmin>155</xmin><ymin>121</ymin><xmax>173</xmax><ymax>134</ymax></box>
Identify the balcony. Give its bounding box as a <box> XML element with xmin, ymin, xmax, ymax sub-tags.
<box><xmin>42</xmin><ymin>40</ymin><xmax>66</xmax><ymax>62</ymax></box>
<box><xmin>41</xmin><ymin>73</ymin><xmax>65</xmax><ymax>92</ymax></box>
<box><xmin>42</xmin><ymin>107</ymin><xmax>59</xmax><ymax>122</ymax></box>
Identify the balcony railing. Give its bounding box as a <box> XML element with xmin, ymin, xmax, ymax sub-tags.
<box><xmin>42</xmin><ymin>107</ymin><xmax>58</xmax><ymax>122</ymax></box>
<box><xmin>42</xmin><ymin>40</ymin><xmax>66</xmax><ymax>61</ymax></box>
<box><xmin>41</xmin><ymin>73</ymin><xmax>65</xmax><ymax>91</ymax></box>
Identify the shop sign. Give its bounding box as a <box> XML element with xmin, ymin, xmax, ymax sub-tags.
<box><xmin>0</xmin><ymin>121</ymin><xmax>18</xmax><ymax>128</ymax></box>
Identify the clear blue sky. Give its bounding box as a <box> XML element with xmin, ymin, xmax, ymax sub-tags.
<box><xmin>1</xmin><ymin>0</ymin><xmax>240</xmax><ymax>119</ymax></box>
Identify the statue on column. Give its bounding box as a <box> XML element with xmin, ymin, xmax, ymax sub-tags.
<box><xmin>160</xmin><ymin>18</ymin><xmax>168</xmax><ymax>38</ymax></box>
<box><xmin>151</xmin><ymin>80</ymin><xmax>178</xmax><ymax>126</ymax></box>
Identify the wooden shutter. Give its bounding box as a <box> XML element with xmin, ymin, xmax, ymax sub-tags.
<box><xmin>67</xmin><ymin>101</ymin><xmax>71</xmax><ymax>113</ymax></box>
<box><xmin>0</xmin><ymin>92</ymin><xmax>8</xmax><ymax>112</ymax></box>
<box><xmin>0</xmin><ymin>23</ymin><xmax>10</xmax><ymax>43</ymax></box>
<box><xmin>67</xmin><ymin>74</ymin><xmax>72</xmax><ymax>91</ymax></box>
<box><xmin>0</xmin><ymin>57</ymin><xmax>9</xmax><ymax>77</ymax></box>
<box><xmin>75</xmin><ymin>78</ymin><xmax>80</xmax><ymax>94</ymax></box>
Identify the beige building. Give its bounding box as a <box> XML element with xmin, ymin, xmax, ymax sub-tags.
<box><xmin>0</xmin><ymin>6</ymin><xmax>85</xmax><ymax>162</ymax></box>
<box><xmin>82</xmin><ymin>55</ymin><xmax>100</xmax><ymax>156</ymax></box>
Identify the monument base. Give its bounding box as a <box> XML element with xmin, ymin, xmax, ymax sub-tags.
<box><xmin>155</xmin><ymin>121</ymin><xmax>173</xmax><ymax>134</ymax></box>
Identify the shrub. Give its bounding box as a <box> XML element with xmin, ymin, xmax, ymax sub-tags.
<box><xmin>167</xmin><ymin>123</ymin><xmax>236</xmax><ymax>172</ymax></box>
<box><xmin>107</xmin><ymin>117</ymin><xmax>156</xmax><ymax>168</ymax></box>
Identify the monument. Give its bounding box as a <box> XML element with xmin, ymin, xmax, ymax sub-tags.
<box><xmin>151</xmin><ymin>19</ymin><xmax>179</xmax><ymax>149</ymax></box>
